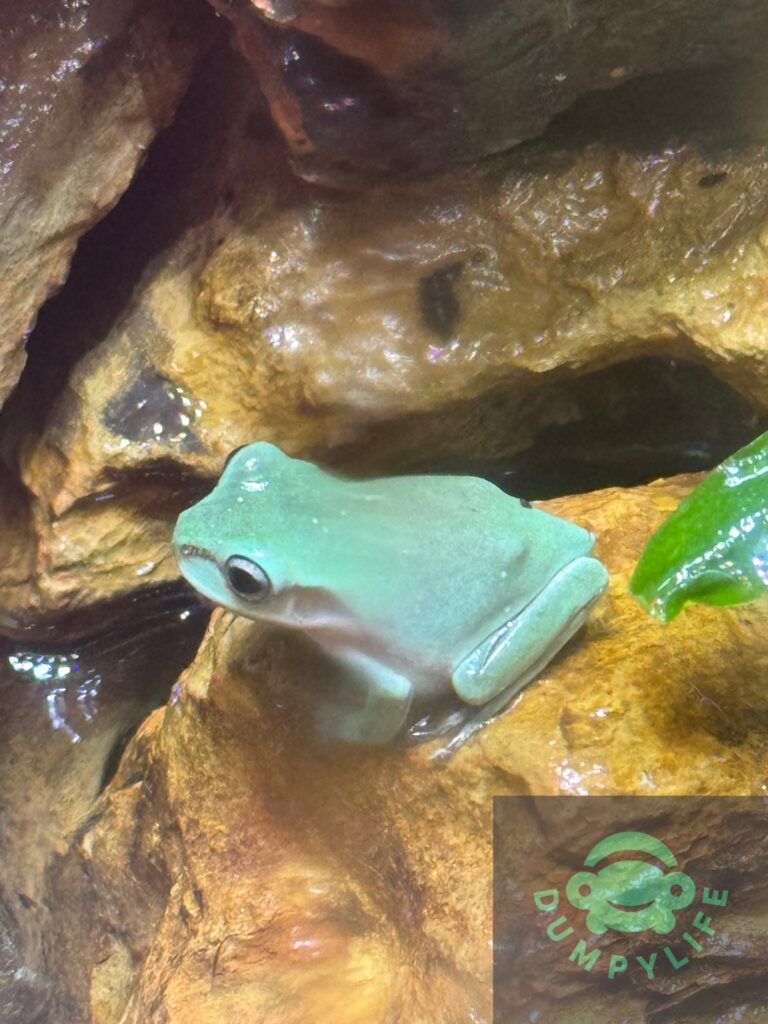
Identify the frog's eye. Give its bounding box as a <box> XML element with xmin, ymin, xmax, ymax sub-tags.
<box><xmin>224</xmin><ymin>556</ymin><xmax>271</xmax><ymax>602</ymax></box>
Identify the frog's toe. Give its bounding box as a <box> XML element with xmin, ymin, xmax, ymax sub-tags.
<box><xmin>403</xmin><ymin>703</ymin><xmax>469</xmax><ymax>746</ymax></box>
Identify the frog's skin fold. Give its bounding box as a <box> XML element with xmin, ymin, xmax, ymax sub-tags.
<box><xmin>631</xmin><ymin>429</ymin><xmax>768</xmax><ymax>622</ymax></box>
<box><xmin>173</xmin><ymin>442</ymin><xmax>608</xmax><ymax>755</ymax></box>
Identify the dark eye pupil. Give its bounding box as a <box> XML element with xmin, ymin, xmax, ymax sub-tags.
<box><xmin>228</xmin><ymin>566</ymin><xmax>263</xmax><ymax>595</ymax></box>
<box><xmin>224</xmin><ymin>556</ymin><xmax>270</xmax><ymax>601</ymax></box>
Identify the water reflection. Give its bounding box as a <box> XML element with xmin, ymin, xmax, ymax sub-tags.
<box><xmin>1</xmin><ymin>589</ymin><xmax>208</xmax><ymax>748</ymax></box>
<box><xmin>6</xmin><ymin>650</ymin><xmax>102</xmax><ymax>743</ymax></box>
<box><xmin>0</xmin><ymin>584</ymin><xmax>210</xmax><ymax>1018</ymax></box>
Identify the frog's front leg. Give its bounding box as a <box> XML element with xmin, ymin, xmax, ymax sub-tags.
<box><xmin>324</xmin><ymin>649</ymin><xmax>414</xmax><ymax>745</ymax></box>
<box><xmin>438</xmin><ymin>556</ymin><xmax>608</xmax><ymax>759</ymax></box>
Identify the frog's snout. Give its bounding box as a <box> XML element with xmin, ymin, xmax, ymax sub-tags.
<box><xmin>172</xmin><ymin>503</ymin><xmax>215</xmax><ymax>563</ymax></box>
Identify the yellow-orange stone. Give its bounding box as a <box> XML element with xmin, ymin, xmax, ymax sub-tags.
<box><xmin>46</xmin><ymin>476</ymin><xmax>768</xmax><ymax>1022</ymax></box>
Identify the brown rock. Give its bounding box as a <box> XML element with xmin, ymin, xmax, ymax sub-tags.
<box><xmin>8</xmin><ymin>58</ymin><xmax>768</xmax><ymax>621</ymax></box>
<box><xmin>41</xmin><ymin>476</ymin><xmax>768</xmax><ymax>1022</ymax></box>
<box><xmin>0</xmin><ymin>466</ymin><xmax>36</xmax><ymax>631</ymax></box>
<box><xmin>0</xmin><ymin>0</ymin><xmax>213</xmax><ymax>410</ymax></box>
<box><xmin>208</xmin><ymin>0</ymin><xmax>768</xmax><ymax>184</ymax></box>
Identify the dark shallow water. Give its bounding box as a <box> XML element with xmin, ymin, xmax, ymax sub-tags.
<box><xmin>0</xmin><ymin>584</ymin><xmax>209</xmax><ymax>1023</ymax></box>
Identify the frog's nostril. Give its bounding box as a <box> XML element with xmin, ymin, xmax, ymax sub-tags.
<box><xmin>178</xmin><ymin>543</ymin><xmax>213</xmax><ymax>560</ymax></box>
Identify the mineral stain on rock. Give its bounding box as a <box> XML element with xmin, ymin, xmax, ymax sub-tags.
<box><xmin>698</xmin><ymin>171</ymin><xmax>729</xmax><ymax>188</ymax></box>
<box><xmin>280</xmin><ymin>27</ymin><xmax>403</xmax><ymax>135</ymax></box>
<box><xmin>272</xmin><ymin>23</ymin><xmax>413</xmax><ymax>178</ymax></box>
<box><xmin>103</xmin><ymin>369</ymin><xmax>204</xmax><ymax>452</ymax></box>
<box><xmin>418</xmin><ymin>261</ymin><xmax>463</xmax><ymax>341</ymax></box>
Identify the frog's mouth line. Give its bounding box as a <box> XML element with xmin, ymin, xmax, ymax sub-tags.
<box><xmin>608</xmin><ymin>900</ymin><xmax>654</xmax><ymax>912</ymax></box>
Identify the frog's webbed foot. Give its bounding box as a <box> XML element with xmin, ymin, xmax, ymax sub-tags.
<box><xmin>434</xmin><ymin>556</ymin><xmax>608</xmax><ymax>760</ymax></box>
<box><xmin>431</xmin><ymin>683</ymin><xmax>527</xmax><ymax>762</ymax></box>
<box><xmin>319</xmin><ymin>650</ymin><xmax>414</xmax><ymax>746</ymax></box>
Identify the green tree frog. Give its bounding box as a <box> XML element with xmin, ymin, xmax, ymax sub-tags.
<box><xmin>173</xmin><ymin>443</ymin><xmax>608</xmax><ymax>755</ymax></box>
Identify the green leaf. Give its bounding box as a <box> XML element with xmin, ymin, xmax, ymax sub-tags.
<box><xmin>630</xmin><ymin>429</ymin><xmax>768</xmax><ymax>621</ymax></box>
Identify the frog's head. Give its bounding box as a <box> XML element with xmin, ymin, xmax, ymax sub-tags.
<box><xmin>172</xmin><ymin>442</ymin><xmax>310</xmax><ymax>623</ymax></box>
<box><xmin>565</xmin><ymin>831</ymin><xmax>695</xmax><ymax>935</ymax></box>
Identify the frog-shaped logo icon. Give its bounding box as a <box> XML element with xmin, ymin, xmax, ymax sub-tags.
<box><xmin>566</xmin><ymin>831</ymin><xmax>696</xmax><ymax>935</ymax></box>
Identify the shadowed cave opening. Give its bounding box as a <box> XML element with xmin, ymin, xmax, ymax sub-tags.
<box><xmin>335</xmin><ymin>354</ymin><xmax>767</xmax><ymax>501</ymax></box>
<box><xmin>491</xmin><ymin>356</ymin><xmax>767</xmax><ymax>501</ymax></box>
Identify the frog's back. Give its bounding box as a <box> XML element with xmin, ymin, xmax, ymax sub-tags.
<box><xmin>342</xmin><ymin>471</ymin><xmax>589</xmax><ymax>556</ymax></box>
<box><xmin>323</xmin><ymin>471</ymin><xmax>528</xmax><ymax>560</ymax></box>
<box><xmin>317</xmin><ymin>470</ymin><xmax>594</xmax><ymax>660</ymax></box>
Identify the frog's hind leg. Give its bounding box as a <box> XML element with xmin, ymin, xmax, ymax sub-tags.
<box><xmin>321</xmin><ymin>649</ymin><xmax>414</xmax><ymax>746</ymax></box>
<box><xmin>435</xmin><ymin>556</ymin><xmax>608</xmax><ymax>760</ymax></box>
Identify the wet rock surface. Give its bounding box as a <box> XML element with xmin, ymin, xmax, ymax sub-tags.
<box><xmin>209</xmin><ymin>0</ymin><xmax>768</xmax><ymax>185</ymax></box>
<box><xmin>0</xmin><ymin>589</ymin><xmax>209</xmax><ymax>1023</ymax></box>
<box><xmin>3</xmin><ymin>7</ymin><xmax>768</xmax><ymax>1023</ymax></box>
<box><xmin>34</xmin><ymin>477</ymin><xmax>768</xmax><ymax>1023</ymax></box>
<box><xmin>4</xmin><ymin>56</ymin><xmax>768</xmax><ymax>622</ymax></box>
<box><xmin>0</xmin><ymin>0</ymin><xmax>215</xmax><ymax>411</ymax></box>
